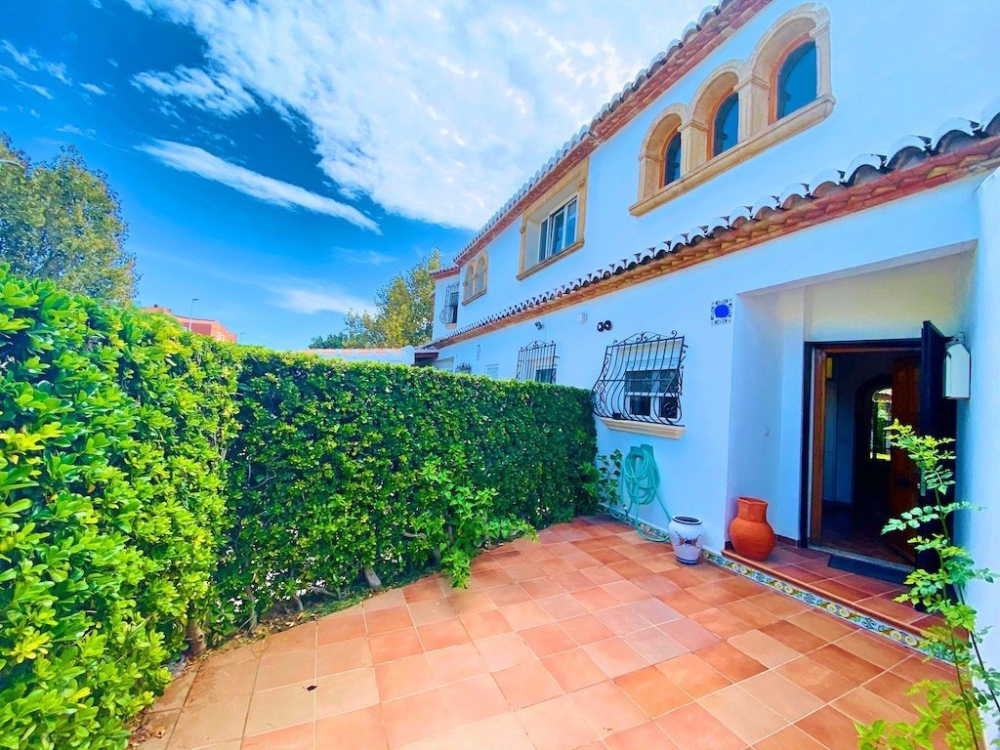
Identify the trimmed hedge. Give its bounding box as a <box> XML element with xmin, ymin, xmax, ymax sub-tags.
<box><xmin>0</xmin><ymin>268</ymin><xmax>241</xmax><ymax>749</ymax></box>
<box><xmin>0</xmin><ymin>268</ymin><xmax>597</xmax><ymax>748</ymax></box>
<box><xmin>217</xmin><ymin>351</ymin><xmax>596</xmax><ymax>620</ymax></box>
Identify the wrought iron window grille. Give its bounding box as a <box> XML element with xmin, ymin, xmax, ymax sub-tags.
<box><xmin>592</xmin><ymin>331</ymin><xmax>687</xmax><ymax>426</ymax></box>
<box><xmin>456</xmin><ymin>362</ymin><xmax>472</xmax><ymax>374</ymax></box>
<box><xmin>516</xmin><ymin>340</ymin><xmax>558</xmax><ymax>384</ymax></box>
<box><xmin>439</xmin><ymin>283</ymin><xmax>459</xmax><ymax>325</ymax></box>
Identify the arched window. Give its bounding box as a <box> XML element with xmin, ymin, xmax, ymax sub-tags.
<box><xmin>475</xmin><ymin>256</ymin><xmax>487</xmax><ymax>294</ymax></box>
<box><xmin>663</xmin><ymin>132</ymin><xmax>682</xmax><ymax>186</ymax></box>
<box><xmin>776</xmin><ymin>41</ymin><xmax>817</xmax><ymax>119</ymax></box>
<box><xmin>713</xmin><ymin>93</ymin><xmax>739</xmax><ymax>156</ymax></box>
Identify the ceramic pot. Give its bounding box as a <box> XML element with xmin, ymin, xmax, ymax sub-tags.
<box><xmin>729</xmin><ymin>497</ymin><xmax>775</xmax><ymax>561</ymax></box>
<box><xmin>668</xmin><ymin>516</ymin><xmax>704</xmax><ymax>565</ymax></box>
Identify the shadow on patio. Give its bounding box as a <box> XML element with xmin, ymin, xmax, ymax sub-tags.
<box><xmin>137</xmin><ymin>517</ymin><xmax>950</xmax><ymax>750</ymax></box>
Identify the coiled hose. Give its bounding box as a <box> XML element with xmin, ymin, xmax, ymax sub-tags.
<box><xmin>615</xmin><ymin>444</ymin><xmax>672</xmax><ymax>542</ymax></box>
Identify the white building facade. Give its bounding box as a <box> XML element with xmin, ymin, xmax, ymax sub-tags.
<box><xmin>428</xmin><ymin>0</ymin><xmax>1000</xmax><ymax>667</ymax></box>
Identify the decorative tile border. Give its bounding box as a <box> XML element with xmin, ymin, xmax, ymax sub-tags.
<box><xmin>701</xmin><ymin>549</ymin><xmax>944</xmax><ymax>660</ymax></box>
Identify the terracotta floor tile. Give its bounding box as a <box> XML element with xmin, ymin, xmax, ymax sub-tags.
<box><xmin>699</xmin><ymin>684</ymin><xmax>786</xmax><ymax>744</ymax></box>
<box><xmin>317</xmin><ymin>613</ymin><xmax>366</xmax><ymax>645</ymax></box>
<box><xmin>382</xmin><ymin>688</ymin><xmax>453</xmax><ymax>749</ymax></box>
<box><xmin>659</xmin><ymin>591</ymin><xmax>714</xmax><ymax>616</ymax></box>
<box><xmin>473</xmin><ymin>569</ymin><xmax>514</xmax><ymax>589</ymax></box>
<box><xmin>475</xmin><ymin>632</ymin><xmax>536</xmax><ymax>671</ymax></box>
<box><xmin>404</xmin><ymin>579</ymin><xmax>448</xmax><ymax>604</ymax></box>
<box><xmin>656</xmin><ymin>653</ymin><xmax>731</xmax><ymax>699</ymax></box>
<box><xmin>614</xmin><ymin>665</ymin><xmax>691</xmax><ymax>717</ymax></box>
<box><xmin>811</xmin><ymin>578</ymin><xmax>870</xmax><ymax>603</ymax></box>
<box><xmin>255</xmin><ymin>649</ymin><xmax>315</xmax><ymax>691</ymax></box>
<box><xmin>604</xmin><ymin>720</ymin><xmax>678</xmax><ymax>750</ymax></box>
<box><xmin>370</xmin><ymin>628</ymin><xmax>424</xmax><ymax>664</ymax></box>
<box><xmin>865</xmin><ymin>670</ymin><xmax>929</xmax><ymax>712</ymax></box>
<box><xmin>795</xmin><ymin>706</ymin><xmax>861</xmax><ymax>750</ymax></box>
<box><xmin>375</xmin><ymin>654</ymin><xmax>434</xmax><ymax>701</ymax></box>
<box><xmin>658</xmin><ymin>618</ymin><xmax>720</xmax><ymax>652</ymax></box>
<box><xmin>245</xmin><ymin>683</ymin><xmax>315</xmax><ymax>737</ymax></box>
<box><xmin>596</xmin><ymin>604</ymin><xmax>650</xmax><ymax>636</ymax></box>
<box><xmin>808</xmin><ymin>644</ymin><xmax>882</xmax><ymax>684</ymax></box>
<box><xmin>689</xmin><ymin>608</ymin><xmax>754</xmax><ymax>639</ymax></box>
<box><xmin>602</xmin><ymin>580</ymin><xmax>648</xmax><ymax>604</ymax></box>
<box><xmin>622</xmin><ymin>627</ymin><xmax>686</xmax><ymax>663</ymax></box>
<box><xmin>367</xmin><ymin>606</ymin><xmax>415</xmax><ymax>636</ymax></box>
<box><xmin>409</xmin><ymin>598</ymin><xmax>458</xmax><ymax>626</ymax></box>
<box><xmin>506</xmin><ymin>562</ymin><xmax>545</xmax><ymax>583</ymax></box>
<box><xmin>151</xmin><ymin>670</ymin><xmax>197</xmax><ymax>713</ymax></box>
<box><xmin>493</xmin><ymin>661</ymin><xmax>564</xmax><ymax>709</ymax></box>
<box><xmin>758</xmin><ymin>620</ymin><xmax>826</xmax><ymax>655</ymax></box>
<box><xmin>752</xmin><ymin>724</ymin><xmax>828</xmax><ymax>750</ymax></box>
<box><xmin>135</xmin><ymin>708</ymin><xmax>178</xmax><ymax>750</ymax></box>
<box><xmin>655</xmin><ymin>702</ymin><xmax>745</xmax><ymax>750</ymax></box>
<box><xmin>628</xmin><ymin>597</ymin><xmax>682</xmax><ymax>626</ymax></box>
<box><xmin>739</xmin><ymin>670</ymin><xmax>824</xmax><ymax>722</ymax></box>
<box><xmin>833</xmin><ymin>686</ymin><xmax>918</xmax><ymax>725</ymax></box>
<box><xmin>263</xmin><ymin>621</ymin><xmax>317</xmax><ymax>654</ymax></box>
<box><xmin>313</xmin><ymin>706</ymin><xmax>387</xmax><ymax>750</ymax></box>
<box><xmin>521</xmin><ymin>577</ymin><xmax>566</xmax><ymax>600</ymax></box>
<box><xmin>516</xmin><ymin>695</ymin><xmax>600</xmax><ymax>750</ymax></box>
<box><xmin>540</xmin><ymin>648</ymin><xmax>607</xmax><ymax>692</ymax></box>
<box><xmin>186</xmin><ymin>660</ymin><xmax>256</xmax><ymax>705</ymax></box>
<box><xmin>729</xmin><ymin>631</ymin><xmax>800</xmax><ymax>668</ymax></box>
<box><xmin>316</xmin><ymin>637</ymin><xmax>372</xmax><ymax>676</ymax></box>
<box><xmin>499</xmin><ymin>600</ymin><xmax>553</xmax><ymax>631</ymax></box>
<box><xmin>687</xmin><ymin>582</ymin><xmax>742</xmax><ymax>607</ymax></box>
<box><xmin>787</xmin><ymin>609</ymin><xmax>856</xmax><ymax>642</ymax></box>
<box><xmin>242</xmin><ymin>720</ymin><xmax>313</xmax><ymax>750</ymax></box>
<box><xmin>581</xmin><ymin>562</ymin><xmax>627</xmax><ymax>585</ymax></box>
<box><xmin>633</xmin><ymin>574</ymin><xmax>681</xmax><ymax>597</ymax></box>
<box><xmin>460</xmin><ymin>609</ymin><xmax>511</xmax><ymax>639</ymax></box>
<box><xmin>891</xmin><ymin>655</ymin><xmax>955</xmax><ymax>684</ymax></box>
<box><xmin>583</xmin><ymin>638</ymin><xmax>648</xmax><ymax>679</ymax></box>
<box><xmin>438</xmin><ymin>674</ymin><xmax>509</xmax><ymax>726</ymax></box>
<box><xmin>488</xmin><ymin>584</ymin><xmax>532</xmax><ymax>608</ymax></box>
<box><xmin>834</xmin><ymin>630</ymin><xmax>910</xmax><ymax>670</ymax></box>
<box><xmin>447</xmin><ymin>589</ymin><xmax>495</xmax><ymax>616</ymax></box>
<box><xmin>520</xmin><ymin>622</ymin><xmax>576</xmax><ymax>657</ymax></box>
<box><xmin>573</xmin><ymin>586</ymin><xmax>621</xmax><ymax>612</ymax></box>
<box><xmin>452</xmin><ymin>713</ymin><xmax>535</xmax><ymax>750</ymax></box>
<box><xmin>537</xmin><ymin>593</ymin><xmax>589</xmax><ymax>621</ymax></box>
<box><xmin>695</xmin><ymin>641</ymin><xmax>767</xmax><ymax>682</ymax></box>
<box><xmin>570</xmin><ymin>680</ymin><xmax>647</xmax><ymax>737</ymax></box>
<box><xmin>775</xmin><ymin>655</ymin><xmax>856</xmax><ymax>702</ymax></box>
<box><xmin>552</xmin><ymin>571</ymin><xmax>596</xmax><ymax>592</ymax></box>
<box><xmin>745</xmin><ymin>590</ymin><xmax>809</xmax><ymax>618</ymax></box>
<box><xmin>417</xmin><ymin>619</ymin><xmax>470</xmax><ymax>652</ymax></box>
<box><xmin>721</xmin><ymin>599</ymin><xmax>783</xmax><ymax>629</ymax></box>
<box><xmin>314</xmin><ymin>667</ymin><xmax>379</xmax><ymax>719</ymax></box>
<box><xmin>561</xmin><ymin>613</ymin><xmax>616</xmax><ymax>646</ymax></box>
<box><xmin>426</xmin><ymin>643</ymin><xmax>488</xmax><ymax>685</ymax></box>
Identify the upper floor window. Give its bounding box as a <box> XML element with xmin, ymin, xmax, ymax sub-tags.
<box><xmin>538</xmin><ymin>197</ymin><xmax>578</xmax><ymax>264</ymax></box>
<box><xmin>712</xmin><ymin>93</ymin><xmax>740</xmax><ymax>156</ymax></box>
<box><xmin>516</xmin><ymin>340</ymin><xmax>557</xmax><ymax>384</ymax></box>
<box><xmin>439</xmin><ymin>282</ymin><xmax>459</xmax><ymax>325</ymax></box>
<box><xmin>463</xmin><ymin>253</ymin><xmax>487</xmax><ymax>303</ymax></box>
<box><xmin>663</xmin><ymin>132</ymin><xmax>682</xmax><ymax>186</ymax></box>
<box><xmin>776</xmin><ymin>41</ymin><xmax>817</xmax><ymax>119</ymax></box>
<box><xmin>518</xmin><ymin>158</ymin><xmax>589</xmax><ymax>279</ymax></box>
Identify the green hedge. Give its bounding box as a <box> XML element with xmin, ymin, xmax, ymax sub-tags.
<box><xmin>0</xmin><ymin>267</ymin><xmax>596</xmax><ymax>748</ymax></box>
<box><xmin>0</xmin><ymin>268</ymin><xmax>241</xmax><ymax>749</ymax></box>
<box><xmin>217</xmin><ymin>351</ymin><xmax>596</xmax><ymax>620</ymax></box>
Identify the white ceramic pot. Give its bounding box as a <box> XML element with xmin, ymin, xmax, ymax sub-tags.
<box><xmin>668</xmin><ymin>515</ymin><xmax>704</xmax><ymax>565</ymax></box>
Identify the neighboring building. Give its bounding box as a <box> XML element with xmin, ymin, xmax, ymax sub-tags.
<box><xmin>142</xmin><ymin>305</ymin><xmax>237</xmax><ymax>342</ymax></box>
<box><xmin>428</xmin><ymin>0</ymin><xmax>1000</xmax><ymax>670</ymax></box>
<box><xmin>309</xmin><ymin>346</ymin><xmax>421</xmax><ymax>366</ymax></box>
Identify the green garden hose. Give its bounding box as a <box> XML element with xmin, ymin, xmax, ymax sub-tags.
<box><xmin>617</xmin><ymin>444</ymin><xmax>672</xmax><ymax>542</ymax></box>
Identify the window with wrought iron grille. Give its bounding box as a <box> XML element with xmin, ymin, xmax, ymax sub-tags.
<box><xmin>592</xmin><ymin>331</ymin><xmax>686</xmax><ymax>425</ymax></box>
<box><xmin>439</xmin><ymin>282</ymin><xmax>459</xmax><ymax>325</ymax></box>
<box><xmin>516</xmin><ymin>340</ymin><xmax>557</xmax><ymax>384</ymax></box>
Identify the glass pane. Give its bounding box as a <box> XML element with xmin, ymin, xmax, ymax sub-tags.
<box><xmin>663</xmin><ymin>132</ymin><xmax>682</xmax><ymax>185</ymax></box>
<box><xmin>713</xmin><ymin>93</ymin><xmax>739</xmax><ymax>156</ymax></box>
<box><xmin>564</xmin><ymin>198</ymin><xmax>578</xmax><ymax>247</ymax></box>
<box><xmin>628</xmin><ymin>395</ymin><xmax>652</xmax><ymax>416</ymax></box>
<box><xmin>551</xmin><ymin>208</ymin><xmax>566</xmax><ymax>253</ymax></box>
<box><xmin>538</xmin><ymin>218</ymin><xmax>549</xmax><ymax>262</ymax></box>
<box><xmin>777</xmin><ymin>42</ymin><xmax>817</xmax><ymax>119</ymax></box>
<box><xmin>535</xmin><ymin>367</ymin><xmax>556</xmax><ymax>384</ymax></box>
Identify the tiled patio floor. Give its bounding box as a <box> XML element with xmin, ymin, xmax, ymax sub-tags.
<box><xmin>138</xmin><ymin>517</ymin><xmax>953</xmax><ymax>750</ymax></box>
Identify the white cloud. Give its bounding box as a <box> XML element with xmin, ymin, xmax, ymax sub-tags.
<box><xmin>81</xmin><ymin>82</ymin><xmax>107</xmax><ymax>96</ymax></box>
<box><xmin>56</xmin><ymin>124</ymin><xmax>96</xmax><ymax>138</ymax></box>
<box><xmin>0</xmin><ymin>65</ymin><xmax>52</xmax><ymax>99</ymax></box>
<box><xmin>271</xmin><ymin>285</ymin><xmax>375</xmax><ymax>315</ymax></box>
<box><xmin>1</xmin><ymin>41</ymin><xmax>71</xmax><ymax>84</ymax></box>
<box><xmin>133</xmin><ymin>66</ymin><xmax>255</xmax><ymax>116</ymax></box>
<box><xmin>122</xmin><ymin>0</ymin><xmax>703</xmax><ymax>229</ymax></box>
<box><xmin>136</xmin><ymin>139</ymin><xmax>379</xmax><ymax>231</ymax></box>
<box><xmin>334</xmin><ymin>247</ymin><xmax>396</xmax><ymax>266</ymax></box>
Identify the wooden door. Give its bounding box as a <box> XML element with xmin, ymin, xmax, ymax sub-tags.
<box><xmin>886</xmin><ymin>356</ymin><xmax>919</xmax><ymax>562</ymax></box>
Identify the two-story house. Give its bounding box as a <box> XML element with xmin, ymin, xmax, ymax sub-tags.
<box><xmin>427</xmin><ymin>0</ymin><xmax>1000</xmax><ymax>656</ymax></box>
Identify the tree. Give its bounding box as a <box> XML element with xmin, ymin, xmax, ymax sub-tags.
<box><xmin>0</xmin><ymin>133</ymin><xmax>136</xmax><ymax>304</ymax></box>
<box><xmin>309</xmin><ymin>249</ymin><xmax>441</xmax><ymax>349</ymax></box>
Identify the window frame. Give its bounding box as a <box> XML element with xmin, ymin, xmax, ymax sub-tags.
<box><xmin>592</xmin><ymin>331</ymin><xmax>687</xmax><ymax>427</ymax></box>
<box><xmin>462</xmin><ymin>252</ymin><xmax>488</xmax><ymax>304</ymax></box>
<box><xmin>775</xmin><ymin>39</ymin><xmax>818</xmax><ymax>120</ymax></box>
<box><xmin>517</xmin><ymin>158</ymin><xmax>589</xmax><ymax>279</ymax></box>
<box><xmin>711</xmin><ymin>91</ymin><xmax>740</xmax><ymax>157</ymax></box>
<box><xmin>515</xmin><ymin>340</ymin><xmax>558</xmax><ymax>384</ymax></box>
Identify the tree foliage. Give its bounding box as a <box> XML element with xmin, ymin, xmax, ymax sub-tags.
<box><xmin>308</xmin><ymin>249</ymin><xmax>441</xmax><ymax>349</ymax></box>
<box><xmin>0</xmin><ymin>134</ymin><xmax>136</xmax><ymax>305</ymax></box>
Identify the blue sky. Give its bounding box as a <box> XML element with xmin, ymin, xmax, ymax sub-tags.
<box><xmin>2</xmin><ymin>0</ymin><xmax>701</xmax><ymax>349</ymax></box>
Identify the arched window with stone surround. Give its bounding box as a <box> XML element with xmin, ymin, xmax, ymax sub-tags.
<box><xmin>464</xmin><ymin>253</ymin><xmax>487</xmax><ymax>302</ymax></box>
<box><xmin>776</xmin><ymin>40</ymin><xmax>818</xmax><ymax>119</ymax></box>
<box><xmin>712</xmin><ymin>93</ymin><xmax>740</xmax><ymax>156</ymax></box>
<box><xmin>636</xmin><ymin>104</ymin><xmax>687</xmax><ymax>202</ymax></box>
<box><xmin>662</xmin><ymin>132</ymin><xmax>682</xmax><ymax>186</ymax></box>
<box><xmin>689</xmin><ymin>63</ymin><xmax>741</xmax><ymax>163</ymax></box>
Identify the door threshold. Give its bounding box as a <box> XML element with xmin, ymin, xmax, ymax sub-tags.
<box><xmin>808</xmin><ymin>544</ymin><xmax>912</xmax><ymax>574</ymax></box>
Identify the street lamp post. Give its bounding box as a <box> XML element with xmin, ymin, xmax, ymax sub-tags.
<box><xmin>188</xmin><ymin>298</ymin><xmax>199</xmax><ymax>332</ymax></box>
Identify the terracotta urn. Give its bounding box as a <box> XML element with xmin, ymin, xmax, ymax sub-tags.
<box><xmin>729</xmin><ymin>497</ymin><xmax>775</xmax><ymax>561</ymax></box>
